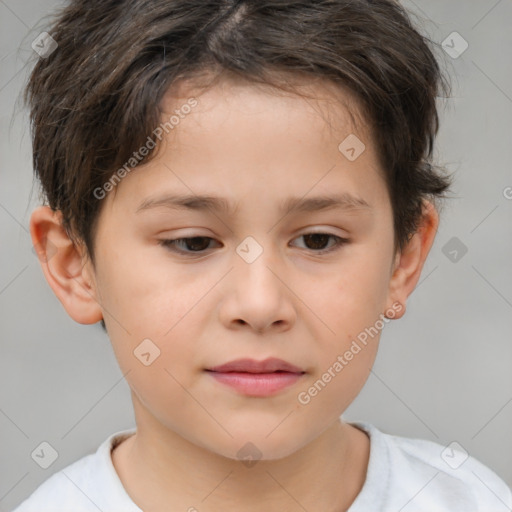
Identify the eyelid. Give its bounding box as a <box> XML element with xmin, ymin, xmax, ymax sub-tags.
<box><xmin>158</xmin><ymin>230</ymin><xmax>350</xmax><ymax>257</ymax></box>
<box><xmin>291</xmin><ymin>232</ymin><xmax>350</xmax><ymax>254</ymax></box>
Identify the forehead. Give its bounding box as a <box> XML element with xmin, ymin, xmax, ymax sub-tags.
<box><xmin>162</xmin><ymin>73</ymin><xmax>371</xmax><ymax>142</ymax></box>
<box><xmin>104</xmin><ymin>74</ymin><xmax>387</xmax><ymax>218</ymax></box>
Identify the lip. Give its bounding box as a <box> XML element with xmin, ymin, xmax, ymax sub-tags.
<box><xmin>208</xmin><ymin>357</ymin><xmax>304</xmax><ymax>374</ymax></box>
<box><xmin>206</xmin><ymin>358</ymin><xmax>306</xmax><ymax>397</ymax></box>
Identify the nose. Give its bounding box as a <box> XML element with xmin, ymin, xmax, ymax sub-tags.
<box><xmin>218</xmin><ymin>243</ymin><xmax>297</xmax><ymax>334</ymax></box>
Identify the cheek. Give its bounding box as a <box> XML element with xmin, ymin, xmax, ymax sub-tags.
<box><xmin>101</xmin><ymin>289</ymin><xmax>202</xmax><ymax>422</ymax></box>
<box><xmin>346</xmin><ymin>231</ymin><xmax>393</xmax><ymax>296</ymax></box>
<box><xmin>94</xmin><ymin>243</ymin><xmax>184</xmax><ymax>332</ymax></box>
<box><xmin>125</xmin><ymin>354</ymin><xmax>194</xmax><ymax>414</ymax></box>
<box><xmin>294</xmin><ymin>312</ymin><xmax>379</xmax><ymax>427</ymax></box>
<box><xmin>325</xmin><ymin>254</ymin><xmax>392</xmax><ymax>333</ymax></box>
<box><xmin>95</xmin><ymin>256</ymin><xmax>212</xmax><ymax>374</ymax></box>
<box><xmin>99</xmin><ymin>275</ymin><xmax>202</xmax><ymax>369</ymax></box>
<box><xmin>300</xmin><ymin>244</ymin><xmax>392</xmax><ymax>392</ymax></box>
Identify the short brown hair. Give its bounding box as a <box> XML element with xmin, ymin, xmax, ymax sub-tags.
<box><xmin>24</xmin><ymin>0</ymin><xmax>451</xmax><ymax>262</ymax></box>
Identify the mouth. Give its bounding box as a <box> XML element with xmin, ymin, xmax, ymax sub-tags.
<box><xmin>205</xmin><ymin>358</ymin><xmax>306</xmax><ymax>397</ymax></box>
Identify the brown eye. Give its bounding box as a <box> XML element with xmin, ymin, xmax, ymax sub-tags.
<box><xmin>302</xmin><ymin>233</ymin><xmax>331</xmax><ymax>250</ymax></box>
<box><xmin>159</xmin><ymin>233</ymin><xmax>349</xmax><ymax>257</ymax></box>
<box><xmin>292</xmin><ymin>233</ymin><xmax>349</xmax><ymax>254</ymax></box>
<box><xmin>159</xmin><ymin>236</ymin><xmax>219</xmax><ymax>254</ymax></box>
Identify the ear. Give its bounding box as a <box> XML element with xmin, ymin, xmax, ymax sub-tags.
<box><xmin>30</xmin><ymin>206</ymin><xmax>103</xmax><ymax>324</ymax></box>
<box><xmin>385</xmin><ymin>200</ymin><xmax>439</xmax><ymax>319</ymax></box>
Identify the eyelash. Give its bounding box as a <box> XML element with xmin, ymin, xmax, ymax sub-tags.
<box><xmin>158</xmin><ymin>233</ymin><xmax>350</xmax><ymax>256</ymax></box>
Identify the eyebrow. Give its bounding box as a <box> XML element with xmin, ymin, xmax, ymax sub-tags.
<box><xmin>136</xmin><ymin>192</ymin><xmax>372</xmax><ymax>216</ymax></box>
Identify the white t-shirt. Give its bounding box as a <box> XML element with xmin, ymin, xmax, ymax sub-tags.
<box><xmin>12</xmin><ymin>422</ymin><xmax>512</xmax><ymax>512</ymax></box>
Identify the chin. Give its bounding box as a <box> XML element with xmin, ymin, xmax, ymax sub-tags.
<box><xmin>204</xmin><ymin>431</ymin><xmax>310</xmax><ymax>463</ymax></box>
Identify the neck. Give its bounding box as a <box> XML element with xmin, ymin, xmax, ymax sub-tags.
<box><xmin>112</xmin><ymin>395</ymin><xmax>370</xmax><ymax>512</ymax></box>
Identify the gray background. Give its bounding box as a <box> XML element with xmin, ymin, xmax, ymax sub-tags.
<box><xmin>1</xmin><ymin>0</ymin><xmax>511</xmax><ymax>510</ymax></box>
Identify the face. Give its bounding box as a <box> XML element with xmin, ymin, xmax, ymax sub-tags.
<box><xmin>86</xmin><ymin>77</ymin><xmax>401</xmax><ymax>460</ymax></box>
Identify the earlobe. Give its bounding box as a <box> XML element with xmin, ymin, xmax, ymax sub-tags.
<box><xmin>385</xmin><ymin>201</ymin><xmax>439</xmax><ymax>319</ymax></box>
<box><xmin>29</xmin><ymin>206</ymin><xmax>103</xmax><ymax>324</ymax></box>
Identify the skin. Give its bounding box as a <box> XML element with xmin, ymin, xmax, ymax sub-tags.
<box><xmin>30</xmin><ymin>76</ymin><xmax>439</xmax><ymax>512</ymax></box>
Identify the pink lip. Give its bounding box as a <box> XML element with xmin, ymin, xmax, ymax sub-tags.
<box><xmin>206</xmin><ymin>358</ymin><xmax>305</xmax><ymax>397</ymax></box>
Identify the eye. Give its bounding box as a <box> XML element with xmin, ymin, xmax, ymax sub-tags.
<box><xmin>159</xmin><ymin>232</ymin><xmax>349</xmax><ymax>256</ymax></box>
<box><xmin>291</xmin><ymin>232</ymin><xmax>349</xmax><ymax>254</ymax></box>
<box><xmin>159</xmin><ymin>236</ymin><xmax>220</xmax><ymax>255</ymax></box>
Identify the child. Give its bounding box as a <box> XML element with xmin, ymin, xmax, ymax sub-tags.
<box><xmin>15</xmin><ymin>0</ymin><xmax>511</xmax><ymax>510</ymax></box>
